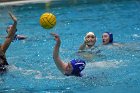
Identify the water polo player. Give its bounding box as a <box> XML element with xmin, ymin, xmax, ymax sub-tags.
<box><xmin>102</xmin><ymin>32</ymin><xmax>113</xmax><ymax>45</ymax></box>
<box><xmin>79</xmin><ymin>32</ymin><xmax>97</xmax><ymax>50</ymax></box>
<box><xmin>51</xmin><ymin>33</ymin><xmax>86</xmax><ymax>77</ymax></box>
<box><xmin>0</xmin><ymin>12</ymin><xmax>17</xmax><ymax>73</ymax></box>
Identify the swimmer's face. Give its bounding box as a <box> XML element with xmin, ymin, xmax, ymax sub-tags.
<box><xmin>102</xmin><ymin>33</ymin><xmax>110</xmax><ymax>45</ymax></box>
<box><xmin>6</xmin><ymin>25</ymin><xmax>17</xmax><ymax>33</ymax></box>
<box><xmin>6</xmin><ymin>25</ymin><xmax>13</xmax><ymax>33</ymax></box>
<box><xmin>85</xmin><ymin>35</ymin><xmax>96</xmax><ymax>46</ymax></box>
<box><xmin>65</xmin><ymin>63</ymin><xmax>73</xmax><ymax>75</ymax></box>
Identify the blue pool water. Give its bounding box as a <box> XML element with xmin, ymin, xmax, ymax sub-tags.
<box><xmin>0</xmin><ymin>0</ymin><xmax>140</xmax><ymax>92</ymax></box>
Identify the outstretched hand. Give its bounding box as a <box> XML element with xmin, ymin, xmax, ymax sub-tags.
<box><xmin>50</xmin><ymin>32</ymin><xmax>61</xmax><ymax>43</ymax></box>
<box><xmin>8</xmin><ymin>12</ymin><xmax>17</xmax><ymax>22</ymax></box>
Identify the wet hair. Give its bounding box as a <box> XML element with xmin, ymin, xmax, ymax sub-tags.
<box><xmin>0</xmin><ymin>52</ymin><xmax>8</xmax><ymax>65</ymax></box>
<box><xmin>0</xmin><ymin>64</ymin><xmax>7</xmax><ymax>74</ymax></box>
<box><xmin>105</xmin><ymin>32</ymin><xmax>113</xmax><ymax>43</ymax></box>
<box><xmin>0</xmin><ymin>50</ymin><xmax>8</xmax><ymax>73</ymax></box>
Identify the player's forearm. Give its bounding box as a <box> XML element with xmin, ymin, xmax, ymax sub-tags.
<box><xmin>53</xmin><ymin>41</ymin><xmax>61</xmax><ymax>59</ymax></box>
<box><xmin>79</xmin><ymin>43</ymin><xmax>86</xmax><ymax>50</ymax></box>
<box><xmin>53</xmin><ymin>41</ymin><xmax>66</xmax><ymax>73</ymax></box>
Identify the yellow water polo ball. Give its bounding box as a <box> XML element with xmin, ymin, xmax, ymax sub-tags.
<box><xmin>40</xmin><ymin>12</ymin><xmax>56</xmax><ymax>29</ymax></box>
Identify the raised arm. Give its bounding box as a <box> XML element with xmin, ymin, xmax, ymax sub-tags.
<box><xmin>79</xmin><ymin>41</ymin><xmax>87</xmax><ymax>50</ymax></box>
<box><xmin>1</xmin><ymin>12</ymin><xmax>17</xmax><ymax>53</ymax></box>
<box><xmin>50</xmin><ymin>33</ymin><xmax>67</xmax><ymax>74</ymax></box>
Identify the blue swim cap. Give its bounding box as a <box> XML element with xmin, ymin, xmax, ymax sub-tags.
<box><xmin>70</xmin><ymin>59</ymin><xmax>86</xmax><ymax>76</ymax></box>
<box><xmin>105</xmin><ymin>32</ymin><xmax>113</xmax><ymax>43</ymax></box>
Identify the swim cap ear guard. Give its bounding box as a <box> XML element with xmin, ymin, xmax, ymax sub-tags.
<box><xmin>70</xmin><ymin>59</ymin><xmax>86</xmax><ymax>77</ymax></box>
<box><xmin>105</xmin><ymin>32</ymin><xmax>113</xmax><ymax>43</ymax></box>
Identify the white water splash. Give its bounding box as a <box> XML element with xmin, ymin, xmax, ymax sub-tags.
<box><xmin>86</xmin><ymin>60</ymin><xmax>125</xmax><ymax>69</ymax></box>
<box><xmin>132</xmin><ymin>34</ymin><xmax>140</xmax><ymax>38</ymax></box>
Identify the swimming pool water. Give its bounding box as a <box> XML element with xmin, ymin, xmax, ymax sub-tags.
<box><xmin>0</xmin><ymin>0</ymin><xmax>140</xmax><ymax>93</ymax></box>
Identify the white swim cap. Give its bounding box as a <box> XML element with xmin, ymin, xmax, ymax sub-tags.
<box><xmin>86</xmin><ymin>32</ymin><xmax>95</xmax><ymax>36</ymax></box>
<box><xmin>84</xmin><ymin>32</ymin><xmax>95</xmax><ymax>40</ymax></box>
